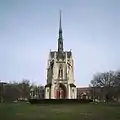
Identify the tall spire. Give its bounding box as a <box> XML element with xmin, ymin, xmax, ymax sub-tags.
<box><xmin>59</xmin><ymin>10</ymin><xmax>62</xmax><ymax>33</ymax></box>
<box><xmin>58</xmin><ymin>10</ymin><xmax>63</xmax><ymax>53</ymax></box>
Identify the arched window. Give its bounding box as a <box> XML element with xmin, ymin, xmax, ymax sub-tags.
<box><xmin>58</xmin><ymin>64</ymin><xmax>63</xmax><ymax>79</ymax></box>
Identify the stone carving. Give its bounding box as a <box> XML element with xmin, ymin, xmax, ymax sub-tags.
<box><xmin>58</xmin><ymin>64</ymin><xmax>63</xmax><ymax>79</ymax></box>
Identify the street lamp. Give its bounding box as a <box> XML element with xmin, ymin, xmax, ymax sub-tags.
<box><xmin>0</xmin><ymin>80</ymin><xmax>7</xmax><ymax>103</ymax></box>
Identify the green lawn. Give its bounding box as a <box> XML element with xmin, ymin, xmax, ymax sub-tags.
<box><xmin>0</xmin><ymin>103</ymin><xmax>120</xmax><ymax>120</ymax></box>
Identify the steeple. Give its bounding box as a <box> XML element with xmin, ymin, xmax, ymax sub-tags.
<box><xmin>58</xmin><ymin>10</ymin><xmax>63</xmax><ymax>53</ymax></box>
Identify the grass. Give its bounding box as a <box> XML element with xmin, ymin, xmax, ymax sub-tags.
<box><xmin>0</xmin><ymin>103</ymin><xmax>120</xmax><ymax>120</ymax></box>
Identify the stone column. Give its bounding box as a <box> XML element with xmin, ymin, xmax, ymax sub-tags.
<box><xmin>51</xmin><ymin>84</ymin><xmax>55</xmax><ymax>99</ymax></box>
<box><xmin>45</xmin><ymin>87</ymin><xmax>51</xmax><ymax>99</ymax></box>
<box><xmin>65</xmin><ymin>52</ymin><xmax>67</xmax><ymax>64</ymax></box>
<box><xmin>45</xmin><ymin>87</ymin><xmax>48</xmax><ymax>99</ymax></box>
<box><xmin>68</xmin><ymin>85</ymin><xmax>71</xmax><ymax>99</ymax></box>
<box><xmin>74</xmin><ymin>88</ymin><xmax>77</xmax><ymax>99</ymax></box>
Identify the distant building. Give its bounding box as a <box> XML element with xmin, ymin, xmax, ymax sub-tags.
<box><xmin>30</xmin><ymin>85</ymin><xmax>114</xmax><ymax>101</ymax></box>
<box><xmin>77</xmin><ymin>87</ymin><xmax>93</xmax><ymax>99</ymax></box>
<box><xmin>30</xmin><ymin>86</ymin><xmax>44</xmax><ymax>99</ymax></box>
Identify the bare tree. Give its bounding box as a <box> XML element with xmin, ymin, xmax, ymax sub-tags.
<box><xmin>90</xmin><ymin>71</ymin><xmax>116</xmax><ymax>102</ymax></box>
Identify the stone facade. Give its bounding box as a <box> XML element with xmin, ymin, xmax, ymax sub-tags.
<box><xmin>45</xmin><ymin>12</ymin><xmax>77</xmax><ymax>99</ymax></box>
<box><xmin>30</xmin><ymin>86</ymin><xmax>44</xmax><ymax>99</ymax></box>
<box><xmin>77</xmin><ymin>87</ymin><xmax>93</xmax><ymax>99</ymax></box>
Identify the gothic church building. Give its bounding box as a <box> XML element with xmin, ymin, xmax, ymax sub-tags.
<box><xmin>45</xmin><ymin>12</ymin><xmax>77</xmax><ymax>99</ymax></box>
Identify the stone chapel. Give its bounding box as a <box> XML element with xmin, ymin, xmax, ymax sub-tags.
<box><xmin>45</xmin><ymin>11</ymin><xmax>77</xmax><ymax>99</ymax></box>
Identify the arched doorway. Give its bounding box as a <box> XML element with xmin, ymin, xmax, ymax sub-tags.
<box><xmin>80</xmin><ymin>92</ymin><xmax>89</xmax><ymax>99</ymax></box>
<box><xmin>54</xmin><ymin>83</ymin><xmax>66</xmax><ymax>99</ymax></box>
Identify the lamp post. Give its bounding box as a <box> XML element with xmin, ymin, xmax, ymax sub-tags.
<box><xmin>92</xmin><ymin>85</ymin><xmax>95</xmax><ymax>102</ymax></box>
<box><xmin>0</xmin><ymin>80</ymin><xmax>6</xmax><ymax>103</ymax></box>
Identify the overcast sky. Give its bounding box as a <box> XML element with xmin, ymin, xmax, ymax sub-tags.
<box><xmin>0</xmin><ymin>0</ymin><xmax>120</xmax><ymax>87</ymax></box>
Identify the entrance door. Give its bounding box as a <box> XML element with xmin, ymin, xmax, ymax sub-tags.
<box><xmin>55</xmin><ymin>84</ymin><xmax>66</xmax><ymax>99</ymax></box>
